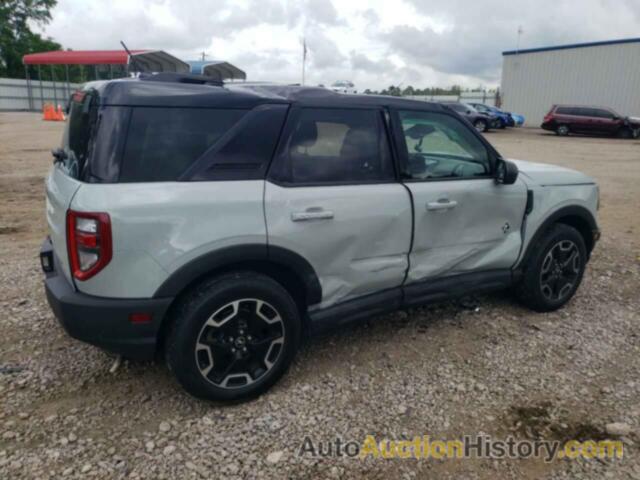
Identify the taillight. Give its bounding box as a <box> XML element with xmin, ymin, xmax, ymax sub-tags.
<box><xmin>66</xmin><ymin>210</ymin><xmax>112</xmax><ymax>281</ymax></box>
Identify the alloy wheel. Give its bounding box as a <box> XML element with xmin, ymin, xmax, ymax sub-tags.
<box><xmin>539</xmin><ymin>240</ymin><xmax>581</xmax><ymax>302</ymax></box>
<box><xmin>194</xmin><ymin>299</ymin><xmax>285</xmax><ymax>389</ymax></box>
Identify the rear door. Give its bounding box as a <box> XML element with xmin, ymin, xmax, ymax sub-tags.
<box><xmin>390</xmin><ymin>107</ymin><xmax>527</xmax><ymax>284</ymax></box>
<box><xmin>264</xmin><ymin>107</ymin><xmax>412</xmax><ymax>309</ymax></box>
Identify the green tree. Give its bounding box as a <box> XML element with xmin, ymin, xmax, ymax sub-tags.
<box><xmin>0</xmin><ymin>0</ymin><xmax>60</xmax><ymax>78</ymax></box>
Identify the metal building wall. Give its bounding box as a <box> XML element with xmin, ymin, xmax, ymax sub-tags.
<box><xmin>501</xmin><ymin>41</ymin><xmax>640</xmax><ymax>126</ymax></box>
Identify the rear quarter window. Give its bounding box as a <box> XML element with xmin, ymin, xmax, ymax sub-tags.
<box><xmin>119</xmin><ymin>108</ymin><xmax>247</xmax><ymax>182</ymax></box>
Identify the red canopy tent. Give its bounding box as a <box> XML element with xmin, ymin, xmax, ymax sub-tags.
<box><xmin>23</xmin><ymin>50</ymin><xmax>148</xmax><ymax>65</ymax></box>
<box><xmin>21</xmin><ymin>49</ymin><xmax>190</xmax><ymax>110</ymax></box>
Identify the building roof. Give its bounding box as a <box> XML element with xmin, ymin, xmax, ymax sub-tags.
<box><xmin>22</xmin><ymin>50</ymin><xmax>190</xmax><ymax>73</ymax></box>
<box><xmin>502</xmin><ymin>37</ymin><xmax>640</xmax><ymax>56</ymax></box>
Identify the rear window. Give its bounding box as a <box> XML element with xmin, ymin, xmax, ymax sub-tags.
<box><xmin>60</xmin><ymin>91</ymin><xmax>99</xmax><ymax>179</ymax></box>
<box><xmin>119</xmin><ymin>108</ymin><xmax>247</xmax><ymax>182</ymax></box>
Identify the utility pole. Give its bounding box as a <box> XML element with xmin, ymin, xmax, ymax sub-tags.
<box><xmin>201</xmin><ymin>51</ymin><xmax>208</xmax><ymax>62</ymax></box>
<box><xmin>302</xmin><ymin>37</ymin><xmax>307</xmax><ymax>85</ymax></box>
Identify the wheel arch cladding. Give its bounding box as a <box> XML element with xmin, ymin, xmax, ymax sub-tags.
<box><xmin>523</xmin><ymin>206</ymin><xmax>597</xmax><ymax>266</ymax></box>
<box><xmin>153</xmin><ymin>244</ymin><xmax>322</xmax><ymax>309</ymax></box>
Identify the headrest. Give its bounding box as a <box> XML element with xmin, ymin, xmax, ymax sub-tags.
<box><xmin>291</xmin><ymin>120</ymin><xmax>318</xmax><ymax>148</ymax></box>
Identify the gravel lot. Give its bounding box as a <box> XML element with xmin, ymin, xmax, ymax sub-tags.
<box><xmin>1</xmin><ymin>112</ymin><xmax>639</xmax><ymax>479</ymax></box>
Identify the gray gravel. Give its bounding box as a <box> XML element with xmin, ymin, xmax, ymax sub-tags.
<box><xmin>0</xmin><ymin>236</ymin><xmax>639</xmax><ymax>479</ymax></box>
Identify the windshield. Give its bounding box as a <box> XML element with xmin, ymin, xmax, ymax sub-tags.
<box><xmin>60</xmin><ymin>90</ymin><xmax>99</xmax><ymax>179</ymax></box>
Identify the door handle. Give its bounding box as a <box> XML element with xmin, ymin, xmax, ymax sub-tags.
<box><xmin>426</xmin><ymin>199</ymin><xmax>458</xmax><ymax>211</ymax></box>
<box><xmin>291</xmin><ymin>208</ymin><xmax>334</xmax><ymax>222</ymax></box>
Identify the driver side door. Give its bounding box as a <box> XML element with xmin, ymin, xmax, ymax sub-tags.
<box><xmin>391</xmin><ymin>108</ymin><xmax>528</xmax><ymax>286</ymax></box>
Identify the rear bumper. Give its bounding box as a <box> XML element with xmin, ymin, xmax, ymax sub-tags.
<box><xmin>41</xmin><ymin>238</ymin><xmax>173</xmax><ymax>360</ymax></box>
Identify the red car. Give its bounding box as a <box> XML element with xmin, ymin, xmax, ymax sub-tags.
<box><xmin>541</xmin><ymin>105</ymin><xmax>640</xmax><ymax>138</ymax></box>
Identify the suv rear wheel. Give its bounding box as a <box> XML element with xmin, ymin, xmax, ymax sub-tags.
<box><xmin>515</xmin><ymin>223</ymin><xmax>587</xmax><ymax>312</ymax></box>
<box><xmin>555</xmin><ymin>124</ymin><xmax>570</xmax><ymax>136</ymax></box>
<box><xmin>166</xmin><ymin>272</ymin><xmax>301</xmax><ymax>401</ymax></box>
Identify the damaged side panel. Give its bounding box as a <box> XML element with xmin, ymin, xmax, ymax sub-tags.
<box><xmin>264</xmin><ymin>181</ymin><xmax>413</xmax><ymax>309</ymax></box>
<box><xmin>405</xmin><ymin>178</ymin><xmax>528</xmax><ymax>283</ymax></box>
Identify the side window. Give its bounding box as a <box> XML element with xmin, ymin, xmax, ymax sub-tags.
<box><xmin>556</xmin><ymin>106</ymin><xmax>576</xmax><ymax>115</ymax></box>
<box><xmin>276</xmin><ymin>108</ymin><xmax>394</xmax><ymax>184</ymax></box>
<box><xmin>187</xmin><ymin>105</ymin><xmax>288</xmax><ymax>181</ymax></box>
<box><xmin>591</xmin><ymin>108</ymin><xmax>614</xmax><ymax>119</ymax></box>
<box><xmin>398</xmin><ymin>110</ymin><xmax>491</xmax><ymax>180</ymax></box>
<box><xmin>119</xmin><ymin>107</ymin><xmax>247</xmax><ymax>182</ymax></box>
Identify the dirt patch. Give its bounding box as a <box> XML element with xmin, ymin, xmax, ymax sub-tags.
<box><xmin>506</xmin><ymin>402</ymin><xmax>609</xmax><ymax>443</ymax></box>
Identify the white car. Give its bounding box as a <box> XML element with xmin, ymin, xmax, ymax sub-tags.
<box><xmin>330</xmin><ymin>80</ymin><xmax>357</xmax><ymax>94</ymax></box>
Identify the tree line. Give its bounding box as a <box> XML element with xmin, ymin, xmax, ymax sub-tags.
<box><xmin>363</xmin><ymin>85</ymin><xmax>496</xmax><ymax>96</ymax></box>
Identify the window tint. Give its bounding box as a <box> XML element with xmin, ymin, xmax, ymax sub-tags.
<box><xmin>187</xmin><ymin>105</ymin><xmax>288</xmax><ymax>181</ymax></box>
<box><xmin>119</xmin><ymin>108</ymin><xmax>247</xmax><ymax>182</ymax></box>
<box><xmin>589</xmin><ymin>108</ymin><xmax>614</xmax><ymax>119</ymax></box>
<box><xmin>556</xmin><ymin>106</ymin><xmax>576</xmax><ymax>115</ymax></box>
<box><xmin>277</xmin><ymin>108</ymin><xmax>394</xmax><ymax>184</ymax></box>
<box><xmin>399</xmin><ymin>111</ymin><xmax>491</xmax><ymax>180</ymax></box>
<box><xmin>61</xmin><ymin>91</ymin><xmax>99</xmax><ymax>179</ymax></box>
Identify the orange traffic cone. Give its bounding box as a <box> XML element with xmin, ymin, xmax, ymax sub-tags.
<box><xmin>55</xmin><ymin>105</ymin><xmax>65</xmax><ymax>121</ymax></box>
<box><xmin>42</xmin><ymin>103</ymin><xmax>50</xmax><ymax>120</ymax></box>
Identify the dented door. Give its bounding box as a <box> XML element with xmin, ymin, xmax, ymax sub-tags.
<box><xmin>264</xmin><ymin>106</ymin><xmax>412</xmax><ymax>309</ymax></box>
<box><xmin>404</xmin><ymin>178</ymin><xmax>527</xmax><ymax>282</ymax></box>
<box><xmin>391</xmin><ymin>108</ymin><xmax>528</xmax><ymax>284</ymax></box>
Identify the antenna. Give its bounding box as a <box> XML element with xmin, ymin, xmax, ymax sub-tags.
<box><xmin>120</xmin><ymin>40</ymin><xmax>142</xmax><ymax>75</ymax></box>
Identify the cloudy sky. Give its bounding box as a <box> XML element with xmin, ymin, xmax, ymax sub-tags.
<box><xmin>39</xmin><ymin>0</ymin><xmax>640</xmax><ymax>90</ymax></box>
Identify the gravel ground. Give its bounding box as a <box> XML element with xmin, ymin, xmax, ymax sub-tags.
<box><xmin>1</xmin><ymin>113</ymin><xmax>639</xmax><ymax>479</ymax></box>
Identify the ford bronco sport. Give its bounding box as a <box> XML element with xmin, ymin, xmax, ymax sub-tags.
<box><xmin>42</xmin><ymin>74</ymin><xmax>600</xmax><ymax>401</ymax></box>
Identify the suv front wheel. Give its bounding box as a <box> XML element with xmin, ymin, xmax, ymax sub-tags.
<box><xmin>515</xmin><ymin>223</ymin><xmax>587</xmax><ymax>312</ymax></box>
<box><xmin>166</xmin><ymin>272</ymin><xmax>301</xmax><ymax>401</ymax></box>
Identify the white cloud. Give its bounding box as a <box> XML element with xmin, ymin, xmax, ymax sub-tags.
<box><xmin>39</xmin><ymin>0</ymin><xmax>640</xmax><ymax>91</ymax></box>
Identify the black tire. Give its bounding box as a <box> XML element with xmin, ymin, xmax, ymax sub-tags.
<box><xmin>166</xmin><ymin>271</ymin><xmax>301</xmax><ymax>402</ymax></box>
<box><xmin>474</xmin><ymin>119</ymin><xmax>488</xmax><ymax>133</ymax></box>
<box><xmin>555</xmin><ymin>124</ymin><xmax>569</xmax><ymax>136</ymax></box>
<box><xmin>617</xmin><ymin>127</ymin><xmax>633</xmax><ymax>139</ymax></box>
<box><xmin>515</xmin><ymin>224</ymin><xmax>587</xmax><ymax>312</ymax></box>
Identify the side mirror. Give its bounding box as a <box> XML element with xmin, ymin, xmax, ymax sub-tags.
<box><xmin>495</xmin><ymin>159</ymin><xmax>518</xmax><ymax>185</ymax></box>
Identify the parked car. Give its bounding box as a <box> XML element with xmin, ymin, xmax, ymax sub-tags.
<box><xmin>42</xmin><ymin>74</ymin><xmax>600</xmax><ymax>401</ymax></box>
<box><xmin>541</xmin><ymin>105</ymin><xmax>640</xmax><ymax>138</ymax></box>
<box><xmin>440</xmin><ymin>102</ymin><xmax>494</xmax><ymax>132</ymax></box>
<box><xmin>469</xmin><ymin>103</ymin><xmax>512</xmax><ymax>128</ymax></box>
<box><xmin>330</xmin><ymin>80</ymin><xmax>356</xmax><ymax>94</ymax></box>
<box><xmin>510</xmin><ymin>112</ymin><xmax>525</xmax><ymax>127</ymax></box>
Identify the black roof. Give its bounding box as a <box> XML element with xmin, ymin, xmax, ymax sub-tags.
<box><xmin>90</xmin><ymin>74</ymin><xmax>445</xmax><ymax>111</ymax></box>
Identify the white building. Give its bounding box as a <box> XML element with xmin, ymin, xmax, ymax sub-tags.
<box><xmin>501</xmin><ymin>38</ymin><xmax>640</xmax><ymax>126</ymax></box>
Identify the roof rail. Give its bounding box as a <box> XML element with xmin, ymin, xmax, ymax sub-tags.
<box><xmin>139</xmin><ymin>72</ymin><xmax>223</xmax><ymax>86</ymax></box>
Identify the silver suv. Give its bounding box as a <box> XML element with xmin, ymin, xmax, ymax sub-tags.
<box><xmin>42</xmin><ymin>74</ymin><xmax>600</xmax><ymax>401</ymax></box>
